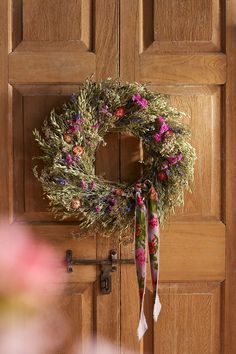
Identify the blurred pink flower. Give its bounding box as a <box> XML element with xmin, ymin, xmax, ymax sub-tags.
<box><xmin>0</xmin><ymin>220</ymin><xmax>64</xmax><ymax>299</ymax></box>
<box><xmin>0</xmin><ymin>219</ymin><xmax>67</xmax><ymax>354</ymax></box>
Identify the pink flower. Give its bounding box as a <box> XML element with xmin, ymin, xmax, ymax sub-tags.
<box><xmin>159</xmin><ymin>116</ymin><xmax>165</xmax><ymax>124</ymax></box>
<box><xmin>135</xmin><ymin>248</ymin><xmax>145</xmax><ymax>265</ymax></box>
<box><xmin>148</xmin><ymin>217</ymin><xmax>158</xmax><ymax>229</ymax></box>
<box><xmin>159</xmin><ymin>122</ymin><xmax>170</xmax><ymax>135</ymax></box>
<box><xmin>168</xmin><ymin>156</ymin><xmax>178</xmax><ymax>164</ymax></box>
<box><xmin>168</xmin><ymin>153</ymin><xmax>182</xmax><ymax>165</ymax></box>
<box><xmin>153</xmin><ymin>133</ymin><xmax>161</xmax><ymax>142</ymax></box>
<box><xmin>177</xmin><ymin>153</ymin><xmax>183</xmax><ymax>161</ymax></box>
<box><xmin>0</xmin><ymin>220</ymin><xmax>64</xmax><ymax>299</ymax></box>
<box><xmin>132</xmin><ymin>94</ymin><xmax>148</xmax><ymax>108</ymax></box>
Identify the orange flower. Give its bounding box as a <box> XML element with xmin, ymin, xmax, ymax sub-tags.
<box><xmin>63</xmin><ymin>134</ymin><xmax>72</xmax><ymax>144</ymax></box>
<box><xmin>114</xmin><ymin>106</ymin><xmax>126</xmax><ymax>118</ymax></box>
<box><xmin>115</xmin><ymin>188</ymin><xmax>124</xmax><ymax>196</ymax></box>
<box><xmin>72</xmin><ymin>145</ymin><xmax>84</xmax><ymax>156</ymax></box>
<box><xmin>71</xmin><ymin>198</ymin><xmax>80</xmax><ymax>209</ymax></box>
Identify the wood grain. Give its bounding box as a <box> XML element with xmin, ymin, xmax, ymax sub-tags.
<box><xmin>140</xmin><ymin>53</ymin><xmax>226</xmax><ymax>84</ymax></box>
<box><xmin>0</xmin><ymin>1</ymin><xmax>10</xmax><ymax>216</ymax></box>
<box><xmin>9</xmin><ymin>52</ymin><xmax>96</xmax><ymax>84</ymax></box>
<box><xmin>225</xmin><ymin>1</ymin><xmax>236</xmax><ymax>352</ymax></box>
<box><xmin>23</xmin><ymin>0</ymin><xmax>83</xmax><ymax>42</ymax></box>
<box><xmin>154</xmin><ymin>283</ymin><xmax>221</xmax><ymax>354</ymax></box>
<box><xmin>154</xmin><ymin>0</ymin><xmax>213</xmax><ymax>41</ymax></box>
<box><xmin>120</xmin><ymin>1</ymin><xmax>226</xmax><ymax>352</ymax></box>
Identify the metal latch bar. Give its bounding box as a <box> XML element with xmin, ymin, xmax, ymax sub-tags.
<box><xmin>65</xmin><ymin>249</ymin><xmax>134</xmax><ymax>294</ymax></box>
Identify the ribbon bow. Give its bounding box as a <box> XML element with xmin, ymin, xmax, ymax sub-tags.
<box><xmin>134</xmin><ymin>184</ymin><xmax>161</xmax><ymax>340</ymax></box>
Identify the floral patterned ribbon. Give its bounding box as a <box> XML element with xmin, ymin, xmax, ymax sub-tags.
<box><xmin>135</xmin><ymin>184</ymin><xmax>161</xmax><ymax>340</ymax></box>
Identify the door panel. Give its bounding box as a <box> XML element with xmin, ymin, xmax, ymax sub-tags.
<box><xmin>0</xmin><ymin>0</ymin><xmax>235</xmax><ymax>353</ymax></box>
<box><xmin>6</xmin><ymin>1</ymin><xmax>120</xmax><ymax>353</ymax></box>
<box><xmin>120</xmin><ymin>0</ymin><xmax>225</xmax><ymax>353</ymax></box>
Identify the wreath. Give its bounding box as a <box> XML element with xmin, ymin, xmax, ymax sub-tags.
<box><xmin>33</xmin><ymin>78</ymin><xmax>196</xmax><ymax>243</ymax></box>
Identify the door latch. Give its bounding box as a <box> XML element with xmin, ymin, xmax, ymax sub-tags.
<box><xmin>65</xmin><ymin>249</ymin><xmax>134</xmax><ymax>295</ymax></box>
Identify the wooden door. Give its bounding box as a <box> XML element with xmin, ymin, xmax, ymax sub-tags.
<box><xmin>0</xmin><ymin>1</ymin><xmax>121</xmax><ymax>353</ymax></box>
<box><xmin>119</xmin><ymin>1</ymin><xmax>234</xmax><ymax>354</ymax></box>
<box><xmin>0</xmin><ymin>1</ymin><xmax>236</xmax><ymax>354</ymax></box>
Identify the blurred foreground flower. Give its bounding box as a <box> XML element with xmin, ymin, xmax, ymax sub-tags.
<box><xmin>0</xmin><ymin>220</ymin><xmax>67</xmax><ymax>354</ymax></box>
<box><xmin>73</xmin><ymin>338</ymin><xmax>136</xmax><ymax>354</ymax></box>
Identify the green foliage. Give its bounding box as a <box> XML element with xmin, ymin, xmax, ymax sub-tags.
<box><xmin>33</xmin><ymin>78</ymin><xmax>196</xmax><ymax>243</ymax></box>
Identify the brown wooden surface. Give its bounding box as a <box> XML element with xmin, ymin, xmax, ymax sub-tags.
<box><xmin>225</xmin><ymin>1</ymin><xmax>236</xmax><ymax>353</ymax></box>
<box><xmin>0</xmin><ymin>1</ymin><xmax>10</xmax><ymax>216</ymax></box>
<box><xmin>120</xmin><ymin>0</ymin><xmax>227</xmax><ymax>353</ymax></box>
<box><xmin>1</xmin><ymin>0</ymin><xmax>235</xmax><ymax>353</ymax></box>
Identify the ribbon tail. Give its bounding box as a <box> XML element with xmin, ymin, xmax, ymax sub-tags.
<box><xmin>147</xmin><ymin>185</ymin><xmax>162</xmax><ymax>322</ymax></box>
<box><xmin>153</xmin><ymin>293</ymin><xmax>161</xmax><ymax>321</ymax></box>
<box><xmin>135</xmin><ymin>191</ymin><xmax>148</xmax><ymax>340</ymax></box>
<box><xmin>137</xmin><ymin>307</ymin><xmax>148</xmax><ymax>340</ymax></box>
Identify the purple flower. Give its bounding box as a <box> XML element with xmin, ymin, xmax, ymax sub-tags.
<box><xmin>99</xmin><ymin>105</ymin><xmax>112</xmax><ymax>117</ymax></box>
<box><xmin>89</xmin><ymin>181</ymin><xmax>96</xmax><ymax>190</ymax></box>
<box><xmin>105</xmin><ymin>206</ymin><xmax>112</xmax><ymax>213</ymax></box>
<box><xmin>71</xmin><ymin>94</ymin><xmax>77</xmax><ymax>103</ymax></box>
<box><xmin>168</xmin><ymin>156</ymin><xmax>178</xmax><ymax>164</ymax></box>
<box><xmin>132</xmin><ymin>94</ymin><xmax>148</xmax><ymax>109</ymax></box>
<box><xmin>161</xmin><ymin>161</ymin><xmax>169</xmax><ymax>170</ymax></box>
<box><xmin>108</xmin><ymin>198</ymin><xmax>116</xmax><ymax>206</ymax></box>
<box><xmin>73</xmin><ymin>156</ymin><xmax>81</xmax><ymax>162</ymax></box>
<box><xmin>177</xmin><ymin>153</ymin><xmax>183</xmax><ymax>161</ymax></box>
<box><xmin>53</xmin><ymin>177</ymin><xmax>67</xmax><ymax>185</ymax></box>
<box><xmin>72</xmin><ymin>113</ymin><xmax>81</xmax><ymax>120</ymax></box>
<box><xmin>80</xmin><ymin>180</ymin><xmax>87</xmax><ymax>189</ymax></box>
<box><xmin>65</xmin><ymin>154</ymin><xmax>73</xmax><ymax>165</ymax></box>
<box><xmin>95</xmin><ymin>206</ymin><xmax>101</xmax><ymax>213</ymax></box>
<box><xmin>168</xmin><ymin>153</ymin><xmax>183</xmax><ymax>165</ymax></box>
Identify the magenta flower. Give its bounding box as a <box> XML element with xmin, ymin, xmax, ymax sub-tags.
<box><xmin>168</xmin><ymin>153</ymin><xmax>182</xmax><ymax>165</ymax></box>
<box><xmin>95</xmin><ymin>206</ymin><xmax>101</xmax><ymax>213</ymax></box>
<box><xmin>177</xmin><ymin>153</ymin><xmax>183</xmax><ymax>161</ymax></box>
<box><xmin>159</xmin><ymin>116</ymin><xmax>165</xmax><ymax>123</ymax></box>
<box><xmin>153</xmin><ymin>133</ymin><xmax>161</xmax><ymax>142</ymax></box>
<box><xmin>148</xmin><ymin>217</ymin><xmax>158</xmax><ymax>229</ymax></box>
<box><xmin>159</xmin><ymin>122</ymin><xmax>170</xmax><ymax>135</ymax></box>
<box><xmin>168</xmin><ymin>156</ymin><xmax>178</xmax><ymax>164</ymax></box>
<box><xmin>135</xmin><ymin>248</ymin><xmax>145</xmax><ymax>265</ymax></box>
<box><xmin>67</xmin><ymin>125</ymin><xmax>80</xmax><ymax>134</ymax></box>
<box><xmin>132</xmin><ymin>94</ymin><xmax>148</xmax><ymax>108</ymax></box>
<box><xmin>65</xmin><ymin>154</ymin><xmax>73</xmax><ymax>165</ymax></box>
